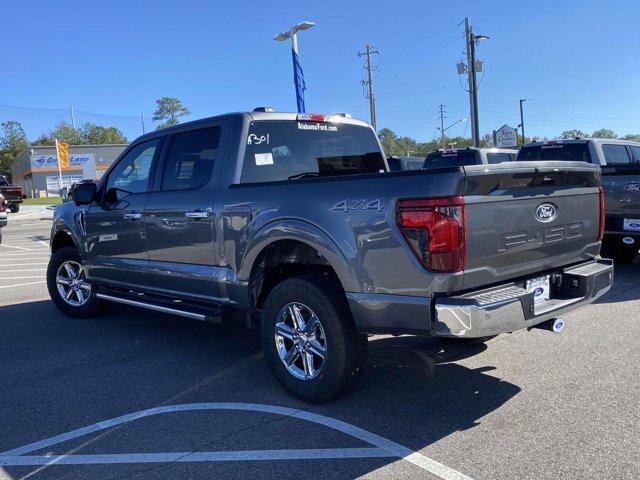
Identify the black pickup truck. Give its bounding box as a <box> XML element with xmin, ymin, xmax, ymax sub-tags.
<box><xmin>518</xmin><ymin>138</ymin><xmax>640</xmax><ymax>263</ymax></box>
<box><xmin>0</xmin><ymin>175</ymin><xmax>25</xmax><ymax>213</ymax></box>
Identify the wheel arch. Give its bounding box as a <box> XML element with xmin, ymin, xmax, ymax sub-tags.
<box><xmin>50</xmin><ymin>223</ymin><xmax>80</xmax><ymax>254</ymax></box>
<box><xmin>240</xmin><ymin>220</ymin><xmax>360</xmax><ymax>311</ymax></box>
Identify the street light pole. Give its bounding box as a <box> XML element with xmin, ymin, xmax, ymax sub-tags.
<box><xmin>274</xmin><ymin>21</ymin><xmax>316</xmax><ymax>113</ymax></box>
<box><xmin>438</xmin><ymin>118</ymin><xmax>467</xmax><ymax>148</ymax></box>
<box><xmin>519</xmin><ymin>98</ymin><xmax>529</xmax><ymax>145</ymax></box>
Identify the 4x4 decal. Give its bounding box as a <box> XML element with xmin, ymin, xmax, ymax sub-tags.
<box><xmin>330</xmin><ymin>199</ymin><xmax>384</xmax><ymax>213</ymax></box>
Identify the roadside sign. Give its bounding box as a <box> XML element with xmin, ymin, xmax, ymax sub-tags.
<box><xmin>495</xmin><ymin>125</ymin><xmax>518</xmax><ymax>148</ymax></box>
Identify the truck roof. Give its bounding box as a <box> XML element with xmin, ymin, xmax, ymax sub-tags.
<box><xmin>134</xmin><ymin>111</ymin><xmax>371</xmax><ymax>143</ymax></box>
<box><xmin>431</xmin><ymin>147</ymin><xmax>518</xmax><ymax>154</ymax></box>
<box><xmin>524</xmin><ymin>138</ymin><xmax>640</xmax><ymax>147</ymax></box>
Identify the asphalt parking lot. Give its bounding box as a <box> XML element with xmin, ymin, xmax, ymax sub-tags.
<box><xmin>1</xmin><ymin>217</ymin><xmax>639</xmax><ymax>480</ymax></box>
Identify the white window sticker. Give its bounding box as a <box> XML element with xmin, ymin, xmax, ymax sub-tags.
<box><xmin>247</xmin><ymin>133</ymin><xmax>270</xmax><ymax>145</ymax></box>
<box><xmin>255</xmin><ymin>153</ymin><xmax>274</xmax><ymax>166</ymax></box>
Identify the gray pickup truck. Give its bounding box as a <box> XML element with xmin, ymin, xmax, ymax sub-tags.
<box><xmin>48</xmin><ymin>110</ymin><xmax>613</xmax><ymax>402</ymax></box>
<box><xmin>518</xmin><ymin>138</ymin><xmax>640</xmax><ymax>263</ymax></box>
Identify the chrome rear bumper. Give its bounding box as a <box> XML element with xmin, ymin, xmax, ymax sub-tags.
<box><xmin>434</xmin><ymin>259</ymin><xmax>614</xmax><ymax>338</ymax></box>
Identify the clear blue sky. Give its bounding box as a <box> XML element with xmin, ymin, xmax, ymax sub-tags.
<box><xmin>2</xmin><ymin>0</ymin><xmax>639</xmax><ymax>142</ymax></box>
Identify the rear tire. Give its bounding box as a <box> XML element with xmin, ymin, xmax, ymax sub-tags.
<box><xmin>261</xmin><ymin>275</ymin><xmax>368</xmax><ymax>403</ymax></box>
<box><xmin>9</xmin><ymin>204</ymin><xmax>18</xmax><ymax>213</ymax></box>
<box><xmin>47</xmin><ymin>246</ymin><xmax>107</xmax><ymax>318</ymax></box>
<box><xmin>602</xmin><ymin>237</ymin><xmax>639</xmax><ymax>264</ymax></box>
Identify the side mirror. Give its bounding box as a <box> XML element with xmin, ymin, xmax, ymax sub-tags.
<box><xmin>73</xmin><ymin>183</ymin><xmax>97</xmax><ymax>206</ymax></box>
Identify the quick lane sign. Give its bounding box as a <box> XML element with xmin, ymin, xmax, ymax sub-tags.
<box><xmin>30</xmin><ymin>153</ymin><xmax>94</xmax><ymax>169</ymax></box>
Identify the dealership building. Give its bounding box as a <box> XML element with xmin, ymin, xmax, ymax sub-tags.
<box><xmin>10</xmin><ymin>144</ymin><xmax>127</xmax><ymax>197</ymax></box>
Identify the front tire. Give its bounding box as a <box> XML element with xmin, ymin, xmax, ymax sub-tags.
<box><xmin>9</xmin><ymin>204</ymin><xmax>19</xmax><ymax>213</ymax></box>
<box><xmin>261</xmin><ymin>275</ymin><xmax>368</xmax><ymax>403</ymax></box>
<box><xmin>47</xmin><ymin>247</ymin><xmax>107</xmax><ymax>318</ymax></box>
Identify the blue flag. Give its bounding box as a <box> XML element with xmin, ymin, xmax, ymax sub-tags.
<box><xmin>292</xmin><ymin>48</ymin><xmax>307</xmax><ymax>113</ymax></box>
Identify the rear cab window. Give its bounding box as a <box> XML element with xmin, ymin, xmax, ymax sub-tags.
<box><xmin>517</xmin><ymin>141</ymin><xmax>592</xmax><ymax>163</ymax></box>
<box><xmin>602</xmin><ymin>144</ymin><xmax>631</xmax><ymax>165</ymax></box>
<box><xmin>423</xmin><ymin>150</ymin><xmax>480</xmax><ymax>169</ymax></box>
<box><xmin>240</xmin><ymin>120</ymin><xmax>386</xmax><ymax>183</ymax></box>
<box><xmin>486</xmin><ymin>152</ymin><xmax>514</xmax><ymax>164</ymax></box>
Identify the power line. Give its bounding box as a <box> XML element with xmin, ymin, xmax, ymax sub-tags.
<box><xmin>379</xmin><ymin>34</ymin><xmax>463</xmax><ymax>68</ymax></box>
<box><xmin>377</xmin><ymin>24</ymin><xmax>459</xmax><ymax>49</ymax></box>
<box><xmin>376</xmin><ymin>82</ymin><xmax>458</xmax><ymax>100</ymax></box>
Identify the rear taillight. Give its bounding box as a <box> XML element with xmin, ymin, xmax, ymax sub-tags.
<box><xmin>598</xmin><ymin>186</ymin><xmax>605</xmax><ymax>241</ymax></box>
<box><xmin>396</xmin><ymin>196</ymin><xmax>466</xmax><ymax>272</ymax></box>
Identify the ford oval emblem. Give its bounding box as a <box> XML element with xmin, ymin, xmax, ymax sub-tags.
<box><xmin>624</xmin><ymin>183</ymin><xmax>640</xmax><ymax>192</ymax></box>
<box><xmin>533</xmin><ymin>287</ymin><xmax>544</xmax><ymax>296</ymax></box>
<box><xmin>535</xmin><ymin>203</ymin><xmax>557</xmax><ymax>223</ymax></box>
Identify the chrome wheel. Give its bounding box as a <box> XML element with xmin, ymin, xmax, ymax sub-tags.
<box><xmin>275</xmin><ymin>302</ymin><xmax>327</xmax><ymax>380</ymax></box>
<box><xmin>56</xmin><ymin>260</ymin><xmax>91</xmax><ymax>307</ymax></box>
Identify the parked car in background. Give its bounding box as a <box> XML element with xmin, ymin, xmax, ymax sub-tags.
<box><xmin>517</xmin><ymin>138</ymin><xmax>640</xmax><ymax>263</ymax></box>
<box><xmin>386</xmin><ymin>156</ymin><xmax>425</xmax><ymax>171</ymax></box>
<box><xmin>424</xmin><ymin>147</ymin><xmax>517</xmax><ymax>169</ymax></box>
<box><xmin>0</xmin><ymin>194</ymin><xmax>7</xmax><ymax>244</ymax></box>
<box><xmin>0</xmin><ymin>174</ymin><xmax>26</xmax><ymax>213</ymax></box>
<box><xmin>48</xmin><ymin>110</ymin><xmax>612</xmax><ymax>402</ymax></box>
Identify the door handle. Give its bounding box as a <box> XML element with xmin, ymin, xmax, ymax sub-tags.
<box><xmin>185</xmin><ymin>211</ymin><xmax>210</xmax><ymax>219</ymax></box>
<box><xmin>123</xmin><ymin>212</ymin><xmax>142</xmax><ymax>220</ymax></box>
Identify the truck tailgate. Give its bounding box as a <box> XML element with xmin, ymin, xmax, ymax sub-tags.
<box><xmin>462</xmin><ymin>161</ymin><xmax>602</xmax><ymax>289</ymax></box>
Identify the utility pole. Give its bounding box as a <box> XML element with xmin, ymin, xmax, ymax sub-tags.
<box><xmin>519</xmin><ymin>99</ymin><xmax>529</xmax><ymax>145</ymax></box>
<box><xmin>358</xmin><ymin>45</ymin><xmax>379</xmax><ymax>130</ymax></box>
<box><xmin>141</xmin><ymin>113</ymin><xmax>146</xmax><ymax>134</ymax></box>
<box><xmin>439</xmin><ymin>104</ymin><xmax>447</xmax><ymax>148</ymax></box>
<box><xmin>70</xmin><ymin>105</ymin><xmax>76</xmax><ymax>129</ymax></box>
<box><xmin>464</xmin><ymin>18</ymin><xmax>480</xmax><ymax>147</ymax></box>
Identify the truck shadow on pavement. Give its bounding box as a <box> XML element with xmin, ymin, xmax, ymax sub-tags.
<box><xmin>0</xmin><ymin>300</ymin><xmax>520</xmax><ymax>479</ymax></box>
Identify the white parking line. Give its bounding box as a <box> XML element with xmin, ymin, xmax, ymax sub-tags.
<box><xmin>0</xmin><ymin>263</ymin><xmax>48</xmax><ymax>267</ymax></box>
<box><xmin>0</xmin><ymin>402</ymin><xmax>473</xmax><ymax>480</ymax></box>
<box><xmin>2</xmin><ymin>269</ymin><xmax>46</xmax><ymax>273</ymax></box>
<box><xmin>0</xmin><ymin>276</ymin><xmax>45</xmax><ymax>280</ymax></box>
<box><xmin>0</xmin><ymin>280</ymin><xmax>46</xmax><ymax>289</ymax></box>
<box><xmin>0</xmin><ymin>448</ymin><xmax>394</xmax><ymax>466</ymax></box>
<box><xmin>0</xmin><ymin>245</ymin><xmax>30</xmax><ymax>251</ymax></box>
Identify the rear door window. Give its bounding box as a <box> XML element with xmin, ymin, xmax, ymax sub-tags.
<box><xmin>241</xmin><ymin>121</ymin><xmax>385</xmax><ymax>183</ymax></box>
<box><xmin>630</xmin><ymin>146</ymin><xmax>640</xmax><ymax>163</ymax></box>
<box><xmin>602</xmin><ymin>144</ymin><xmax>631</xmax><ymax>165</ymax></box>
<box><xmin>161</xmin><ymin>127</ymin><xmax>221</xmax><ymax>191</ymax></box>
<box><xmin>424</xmin><ymin>150</ymin><xmax>479</xmax><ymax>168</ymax></box>
<box><xmin>486</xmin><ymin>152</ymin><xmax>513</xmax><ymax>164</ymax></box>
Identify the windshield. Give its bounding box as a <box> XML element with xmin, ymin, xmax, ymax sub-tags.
<box><xmin>241</xmin><ymin>121</ymin><xmax>386</xmax><ymax>183</ymax></box>
<box><xmin>517</xmin><ymin>143</ymin><xmax>592</xmax><ymax>162</ymax></box>
<box><xmin>423</xmin><ymin>150</ymin><xmax>479</xmax><ymax>169</ymax></box>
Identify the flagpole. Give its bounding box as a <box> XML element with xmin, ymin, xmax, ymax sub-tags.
<box><xmin>55</xmin><ymin>138</ymin><xmax>63</xmax><ymax>192</ymax></box>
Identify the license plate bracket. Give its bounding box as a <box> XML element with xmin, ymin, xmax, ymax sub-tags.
<box><xmin>526</xmin><ymin>275</ymin><xmax>551</xmax><ymax>313</ymax></box>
